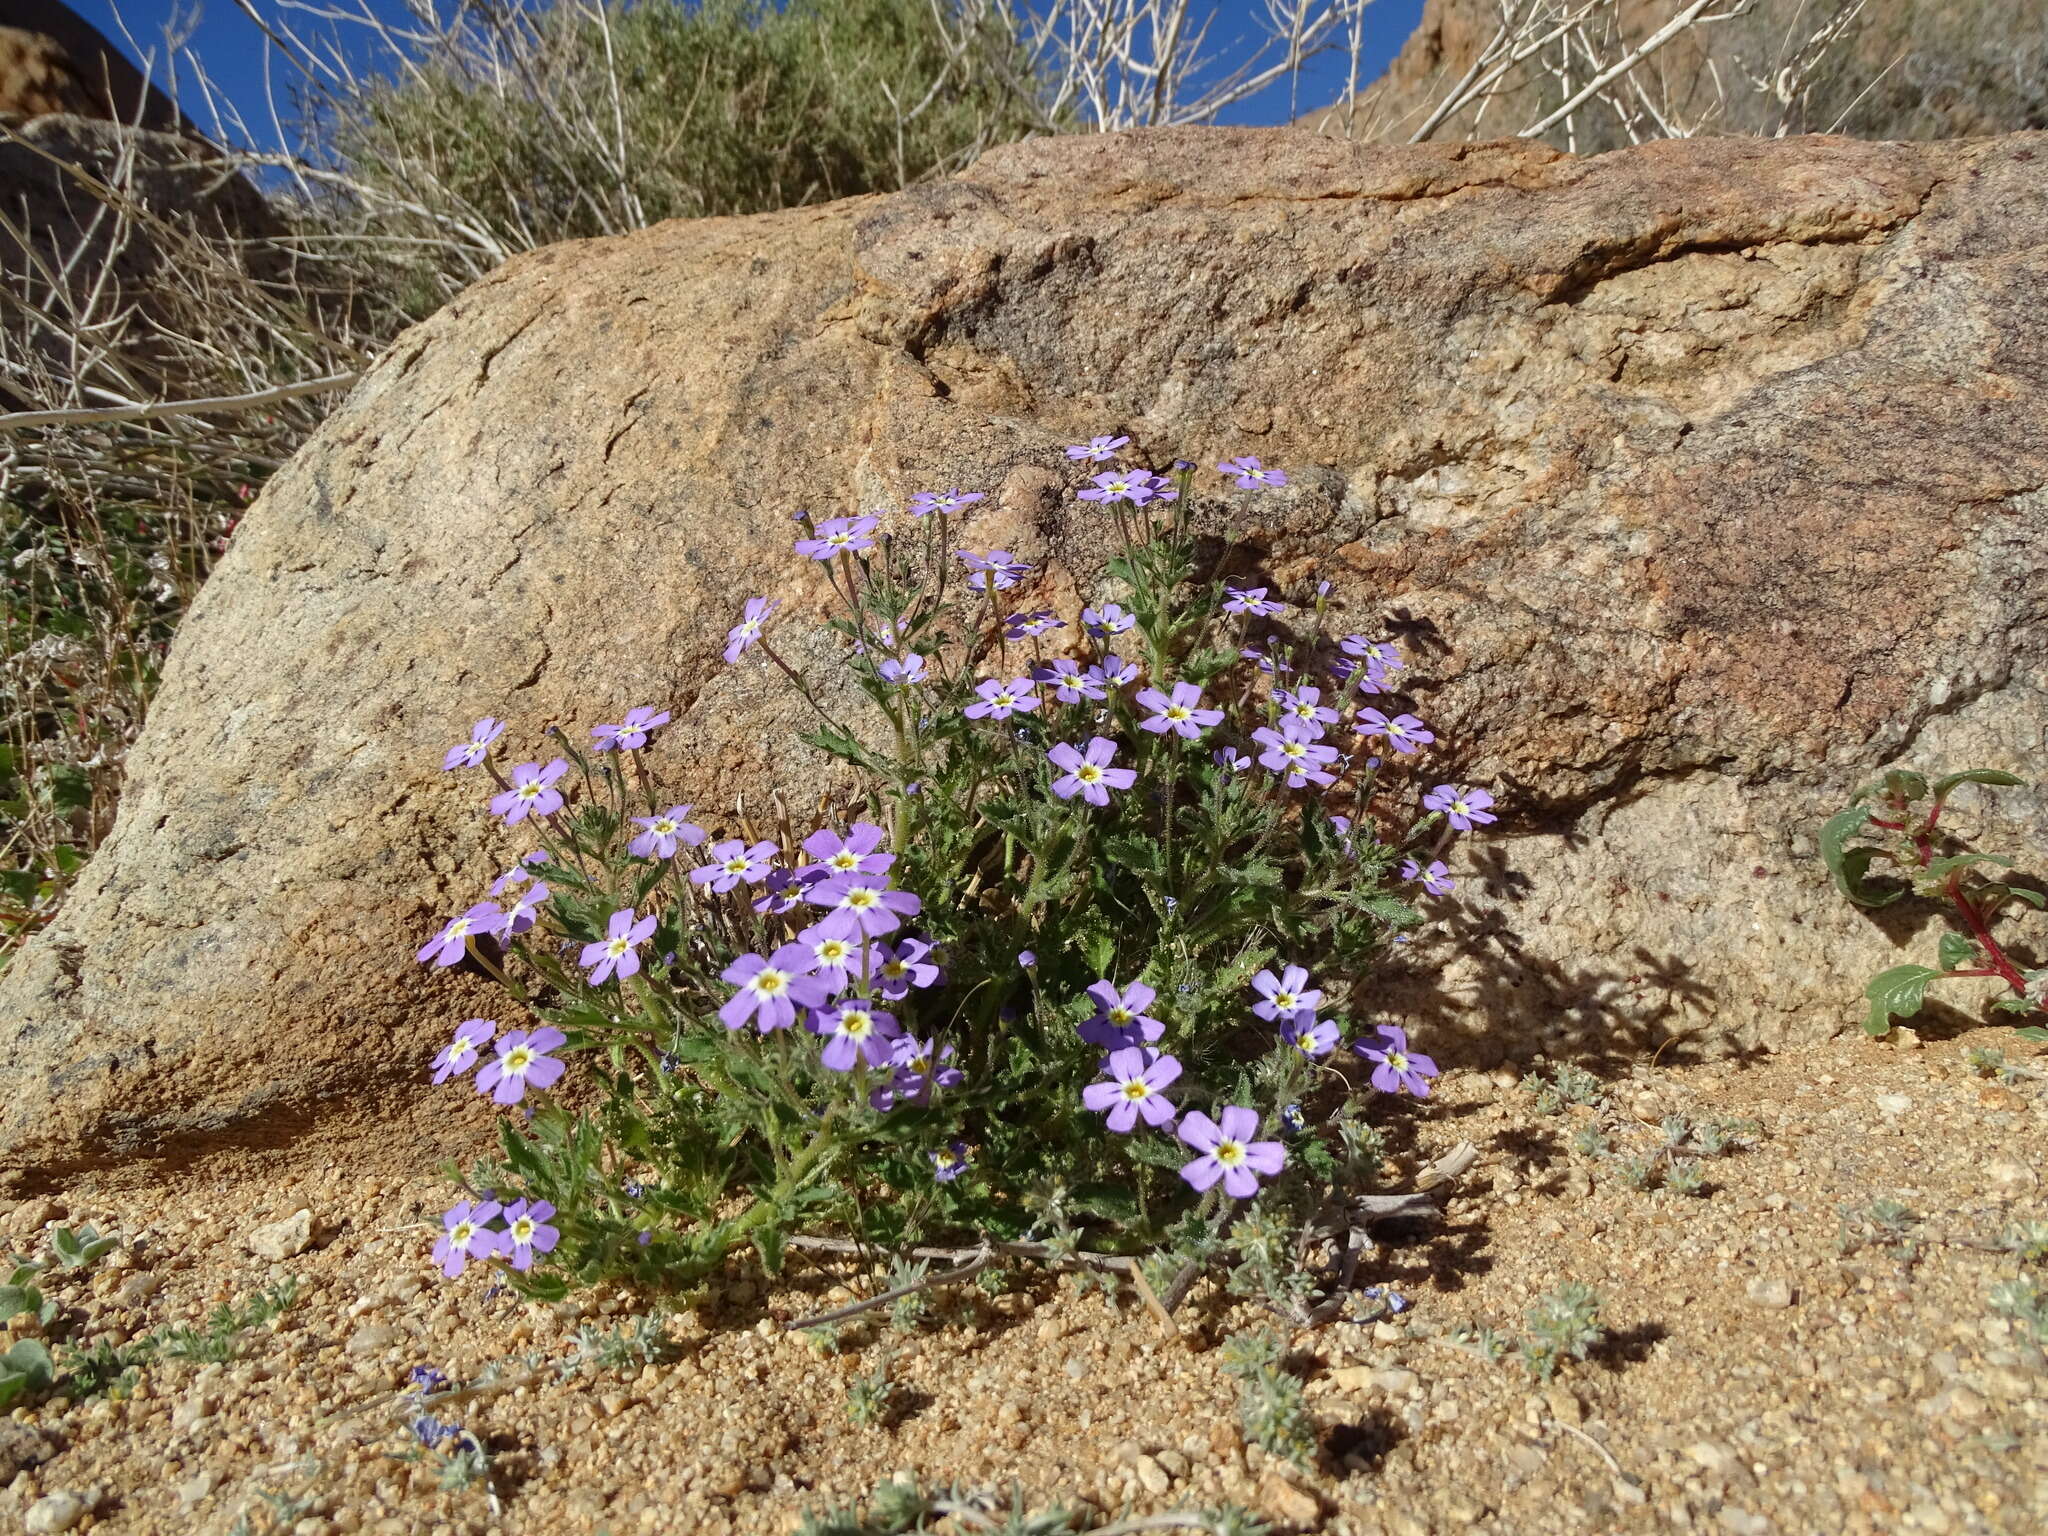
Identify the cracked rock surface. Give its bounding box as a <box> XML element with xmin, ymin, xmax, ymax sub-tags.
<box><xmin>1</xmin><ymin>126</ymin><xmax>2044</xmax><ymax>1171</ymax></box>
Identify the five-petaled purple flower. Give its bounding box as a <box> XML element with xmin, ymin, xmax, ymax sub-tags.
<box><xmin>491</xmin><ymin>760</ymin><xmax>569</xmax><ymax>825</ymax></box>
<box><xmin>1005</xmin><ymin>610</ymin><xmax>1063</xmax><ymax>640</ymax></box>
<box><xmin>1253</xmin><ymin>722</ymin><xmax>1341</xmax><ymax>788</ymax></box>
<box><xmin>1177</xmin><ymin>1107</ymin><xmax>1285</xmax><ymax>1197</ymax></box>
<box><xmin>692</xmin><ymin>839</ymin><xmax>780</xmax><ymax>893</ymax></box>
<box><xmin>1066</xmin><ymin>435</ymin><xmax>1130</xmax><ymax>463</ymax></box>
<box><xmin>1251</xmin><ymin>964</ymin><xmax>1323</xmax><ymax>1023</ymax></box>
<box><xmin>1083</xmin><ymin>1047</ymin><xmax>1181</xmax><ymax>1132</ymax></box>
<box><xmin>964</xmin><ymin>676</ymin><xmax>1039</xmax><ymax>721</ymax></box>
<box><xmin>725</xmin><ymin>597</ymin><xmax>778</xmax><ymax>663</ymax></box>
<box><xmin>1047</xmin><ymin>737</ymin><xmax>1136</xmax><ymax>806</ymax></box>
<box><xmin>806</xmin><ymin>873</ymin><xmax>922</xmax><ymax>940</ymax></box>
<box><xmin>1401</xmin><ymin>857</ymin><xmax>1455</xmax><ymax>896</ymax></box>
<box><xmin>878</xmin><ymin>653</ymin><xmax>929</xmax><ymax>686</ymax></box>
<box><xmin>1356</xmin><ymin>1024</ymin><xmax>1440</xmax><ymax>1097</ymax></box>
<box><xmin>629</xmin><ymin>805</ymin><xmax>706</xmax><ymax>860</ymax></box>
<box><xmin>1218</xmin><ymin>456</ymin><xmax>1287</xmax><ymax>489</ymax></box>
<box><xmin>492</xmin><ymin>880</ymin><xmax>549</xmax><ymax>940</ymax></box>
<box><xmin>442</xmin><ymin>717</ymin><xmax>505</xmax><ymax>771</ymax></box>
<box><xmin>1080</xmin><ymin>979</ymin><xmax>1166</xmax><ymax>1048</ymax></box>
<box><xmin>1423</xmin><ymin>784</ymin><xmax>1497</xmax><ymax>831</ymax></box>
<box><xmin>1223</xmin><ymin>584</ymin><xmax>1287</xmax><ymax>618</ymax></box>
<box><xmin>795</xmin><ymin>514</ymin><xmax>879</xmax><ymax>560</ymax></box>
<box><xmin>911</xmin><ymin>489</ymin><xmax>984</xmax><ymax>517</ymax></box>
<box><xmin>801</xmin><ymin>822</ymin><xmax>894</xmax><ymax>879</ymax></box>
<box><xmin>1281</xmin><ymin>1017</ymin><xmax>1340</xmax><ymax>1058</ymax></box>
<box><xmin>720</xmin><ymin>945</ymin><xmax>830</xmax><ymax>1032</ymax></box>
<box><xmin>1275</xmin><ymin>686</ymin><xmax>1338</xmax><ymax>735</ymax></box>
<box><xmin>581</xmin><ymin>907</ymin><xmax>655</xmax><ymax>984</ymax></box>
<box><xmin>500</xmin><ymin>1199</ymin><xmax>559</xmax><ymax>1272</ymax></box>
<box><xmin>957</xmin><ymin>549</ymin><xmax>1031</xmax><ymax>591</ymax></box>
<box><xmin>1356</xmin><ymin>709</ymin><xmax>1434</xmax><ymax>754</ymax></box>
<box><xmin>1032</xmin><ymin>658</ymin><xmax>1105</xmax><ymax>704</ymax></box>
<box><xmin>434</xmin><ymin>1201</ymin><xmax>501</xmax><ymax>1278</ymax></box>
<box><xmin>873</xmin><ymin>1035</ymin><xmax>964</xmax><ymax>1109</ymax></box>
<box><xmin>871</xmin><ymin>936</ymin><xmax>943</xmax><ymax>999</ymax></box>
<box><xmin>931</xmin><ymin>1141</ymin><xmax>970</xmax><ymax>1181</ymax></box>
<box><xmin>592</xmin><ymin>706</ymin><xmax>670</xmax><ymax>752</ymax></box>
<box><xmin>432</xmin><ymin>1019</ymin><xmax>496</xmax><ymax>1084</ymax></box>
<box><xmin>476</xmin><ymin>1027</ymin><xmax>566</xmax><ymax>1105</ymax></box>
<box><xmin>417</xmin><ymin>902</ymin><xmax>502</xmax><ymax>967</ymax></box>
<box><xmin>1088</xmin><ymin>654</ymin><xmax>1140</xmax><ymax>691</ymax></box>
<box><xmin>1136</xmin><ymin>682</ymin><xmax>1223</xmax><ymax>740</ymax></box>
<box><xmin>802</xmin><ymin>930</ymin><xmax>863</xmax><ymax>993</ymax></box>
<box><xmin>1078</xmin><ymin>469</ymin><xmax>1155</xmax><ymax>505</ymax></box>
<box><xmin>811</xmin><ymin>1001</ymin><xmax>902</xmax><ymax>1071</ymax></box>
<box><xmin>1340</xmin><ymin>635</ymin><xmax>1403</xmax><ymax>672</ymax></box>
<box><xmin>1083</xmin><ymin>602</ymin><xmax>1135</xmax><ymax>637</ymax></box>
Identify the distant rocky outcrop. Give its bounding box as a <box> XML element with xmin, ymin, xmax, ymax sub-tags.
<box><xmin>0</xmin><ymin>1</ymin><xmax>192</xmax><ymax>131</ymax></box>
<box><xmin>1</xmin><ymin>126</ymin><xmax>2043</xmax><ymax>1173</ymax></box>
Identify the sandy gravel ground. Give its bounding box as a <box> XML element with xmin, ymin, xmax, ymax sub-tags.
<box><xmin>1</xmin><ymin>1023</ymin><xmax>2043</xmax><ymax>1536</ymax></box>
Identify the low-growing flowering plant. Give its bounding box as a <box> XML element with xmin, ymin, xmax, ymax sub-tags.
<box><xmin>412</xmin><ymin>445</ymin><xmax>1493</xmax><ymax>1301</ymax></box>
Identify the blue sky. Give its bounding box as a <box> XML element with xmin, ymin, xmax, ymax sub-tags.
<box><xmin>72</xmin><ymin>0</ymin><xmax>1426</xmax><ymax>152</ymax></box>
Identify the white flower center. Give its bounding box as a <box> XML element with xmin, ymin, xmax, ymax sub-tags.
<box><xmin>606</xmin><ymin>936</ymin><xmax>630</xmax><ymax>958</ymax></box>
<box><xmin>1215</xmin><ymin>1140</ymin><xmax>1246</xmax><ymax>1167</ymax></box>
<box><xmin>1451</xmin><ymin>799</ymin><xmax>1470</xmax><ymax>815</ymax></box>
<box><xmin>518</xmin><ymin>782</ymin><xmax>540</xmax><ymax>800</ymax></box>
<box><xmin>1273</xmin><ymin>991</ymin><xmax>1297</xmax><ymax>1010</ymax></box>
<box><xmin>724</xmin><ymin>858</ymin><xmax>748</xmax><ymax>873</ymax></box>
<box><xmin>1122</xmin><ymin>1081</ymin><xmax>1151</xmax><ymax>1102</ymax></box>
<box><xmin>511</xmin><ymin>1218</ymin><xmax>535</xmax><ymax>1242</ymax></box>
<box><xmin>1388</xmin><ymin>1051</ymin><xmax>1409</xmax><ymax>1071</ymax></box>
<box><xmin>755</xmin><ymin>970</ymin><xmax>788</xmax><ymax>996</ymax></box>
<box><xmin>654</xmin><ymin>818</ymin><xmax>676</xmax><ymax>834</ymax></box>
<box><xmin>819</xmin><ymin>941</ymin><xmax>849</xmax><ymax>963</ymax></box>
<box><xmin>1165</xmin><ymin>706</ymin><xmax>1189</xmax><ymax>722</ymax></box>
<box><xmin>505</xmin><ymin>1047</ymin><xmax>533</xmax><ymax>1073</ymax></box>
<box><xmin>994</xmin><ymin>692</ymin><xmax>1015</xmax><ymax>706</ymax></box>
<box><xmin>451</xmin><ymin>1222</ymin><xmax>475</xmax><ymax>1246</ymax></box>
<box><xmin>1283</xmin><ymin>742</ymin><xmax>1306</xmax><ymax>760</ymax></box>
<box><xmin>831</xmin><ymin>852</ymin><xmax>858</xmax><ymax>870</ymax></box>
<box><xmin>447</xmin><ymin>918</ymin><xmax>472</xmax><ymax>940</ymax></box>
<box><xmin>1077</xmin><ymin>764</ymin><xmax>1102</xmax><ymax>783</ymax></box>
<box><xmin>1109</xmin><ymin>1006</ymin><xmax>1133</xmax><ymax>1025</ymax></box>
<box><xmin>841</xmin><ymin>1012</ymin><xmax>873</xmax><ymax>1038</ymax></box>
<box><xmin>845</xmin><ymin>888</ymin><xmax>878</xmax><ymax>910</ymax></box>
<box><xmin>450</xmin><ymin>1041</ymin><xmax>475</xmax><ymax>1064</ymax></box>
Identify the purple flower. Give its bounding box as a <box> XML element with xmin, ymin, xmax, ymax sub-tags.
<box><xmin>1241</xmin><ymin>641</ymin><xmax>1291</xmax><ymax>675</ymax></box>
<box><xmin>1066</xmin><ymin>435</ymin><xmax>1130</xmax><ymax>462</ymax></box>
<box><xmin>629</xmin><ymin>805</ymin><xmax>707</xmax><ymax>860</ymax></box>
<box><xmin>591</xmin><ymin>706</ymin><xmax>670</xmax><ymax>752</ymax></box>
<box><xmin>1079</xmin><ymin>979</ymin><xmax>1166</xmax><ymax>1049</ymax></box>
<box><xmin>1086</xmin><ymin>654</ymin><xmax>1140</xmax><ymax>692</ymax></box>
<box><xmin>1032</xmin><ymin>658</ymin><xmax>1106</xmax><ymax>704</ymax></box>
<box><xmin>1213</xmin><ymin>747</ymin><xmax>1251</xmax><ymax>772</ymax></box>
<box><xmin>806</xmin><ymin>873</ymin><xmax>922</xmax><ymax>940</ymax></box>
<box><xmin>691</xmin><ymin>839</ymin><xmax>780</xmax><ymax>893</ymax></box>
<box><xmin>490</xmin><ymin>760</ymin><xmax>569</xmax><ymax>824</ymax></box>
<box><xmin>752</xmin><ymin>866</ymin><xmax>812</xmax><ymax>916</ymax></box>
<box><xmin>931</xmin><ymin>1142</ymin><xmax>971</xmax><ymax>1181</ymax></box>
<box><xmin>488</xmin><ymin>851</ymin><xmax>548</xmax><ymax>897</ymax></box>
<box><xmin>1017</xmin><ymin>950</ymin><xmax>1037</xmax><ymax>969</ymax></box>
<box><xmin>1082</xmin><ymin>1047</ymin><xmax>1181</xmax><ymax>1132</ymax></box>
<box><xmin>1047</xmin><ymin>736</ymin><xmax>1136</xmax><ymax>806</ymax></box>
<box><xmin>1077</xmin><ymin>469</ymin><xmax>1154</xmax><ymax>505</ymax></box>
<box><xmin>1281</xmin><ymin>1017</ymin><xmax>1340</xmax><ymax>1058</ymax></box>
<box><xmin>1356</xmin><ymin>709</ymin><xmax>1434</xmax><ymax>754</ymax></box>
<box><xmin>878</xmin><ymin>653</ymin><xmax>929</xmax><ymax>686</ymax></box>
<box><xmin>1136</xmin><ymin>682</ymin><xmax>1223</xmax><ymax>740</ymax></box>
<box><xmin>1340</xmin><ymin>635</ymin><xmax>1403</xmax><ymax>672</ymax></box>
<box><xmin>1218</xmin><ymin>456</ymin><xmax>1287</xmax><ymax>489</ymax></box>
<box><xmin>580</xmin><ymin>907</ymin><xmax>655</xmax><ymax>984</ymax></box>
<box><xmin>964</xmin><ymin>676</ymin><xmax>1039</xmax><ymax>721</ymax></box>
<box><xmin>1223</xmin><ymin>584</ymin><xmax>1287</xmax><ymax>618</ymax></box>
<box><xmin>725</xmin><ymin>597</ymin><xmax>779</xmax><ymax>663</ymax></box>
<box><xmin>796</xmin><ymin>514</ymin><xmax>880</xmax><ymax>560</ymax></box>
<box><xmin>801</xmin><ymin>822</ymin><xmax>894</xmax><ymax>879</ymax></box>
<box><xmin>500</xmin><ymin>1199</ymin><xmax>559</xmax><ymax>1272</ymax></box>
<box><xmin>1423</xmin><ymin>784</ymin><xmax>1498</xmax><ymax>831</ymax></box>
<box><xmin>911</xmin><ymin>488</ymin><xmax>984</xmax><ymax>517</ymax></box>
<box><xmin>1275</xmin><ymin>686</ymin><xmax>1338</xmax><ymax>735</ymax></box>
<box><xmin>720</xmin><ymin>945</ymin><xmax>830</xmax><ymax>1032</ymax></box>
<box><xmin>1005</xmin><ymin>609</ymin><xmax>1064</xmax><ymax>640</ymax></box>
<box><xmin>1356</xmin><ymin>1024</ymin><xmax>1441</xmax><ymax>1097</ymax></box>
<box><xmin>1401</xmin><ymin>857</ymin><xmax>1455</xmax><ymax>896</ymax></box>
<box><xmin>1133</xmin><ymin>471</ymin><xmax>1178</xmax><ymax>503</ymax></box>
<box><xmin>1251</xmin><ymin>964</ymin><xmax>1323</xmax><ymax>1023</ymax></box>
<box><xmin>1252</xmin><ymin>722</ymin><xmax>1341</xmax><ymax>788</ymax></box>
<box><xmin>442</xmin><ymin>717</ymin><xmax>505</xmax><ymax>771</ymax></box>
<box><xmin>801</xmin><ymin>929</ymin><xmax>863</xmax><ymax>993</ymax></box>
<box><xmin>811</xmin><ymin>1001</ymin><xmax>902</xmax><ymax>1071</ymax></box>
<box><xmin>1083</xmin><ymin>602</ymin><xmax>1136</xmax><ymax>637</ymax></box>
<box><xmin>871</xmin><ymin>936</ymin><xmax>943</xmax><ymax>999</ymax></box>
<box><xmin>433</xmin><ymin>1201</ymin><xmax>502</xmax><ymax>1278</ymax></box>
<box><xmin>872</xmin><ymin>1035</ymin><xmax>963</xmax><ymax>1109</ymax></box>
<box><xmin>475</xmin><ymin>1027</ymin><xmax>567</xmax><ymax>1105</ymax></box>
<box><xmin>431</xmin><ymin>1019</ymin><xmax>496</xmax><ymax>1084</ymax></box>
<box><xmin>492</xmin><ymin>880</ymin><xmax>550</xmax><ymax>940</ymax></box>
<box><xmin>1177</xmin><ymin>1107</ymin><xmax>1286</xmax><ymax>1198</ymax></box>
<box><xmin>417</xmin><ymin>902</ymin><xmax>502</xmax><ymax>967</ymax></box>
<box><xmin>957</xmin><ymin>549</ymin><xmax>1031</xmax><ymax>591</ymax></box>
<box><xmin>1349</xmin><ymin>659</ymin><xmax>1395</xmax><ymax>696</ymax></box>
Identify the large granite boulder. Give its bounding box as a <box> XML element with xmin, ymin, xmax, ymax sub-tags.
<box><xmin>3</xmin><ymin>127</ymin><xmax>2044</xmax><ymax>1174</ymax></box>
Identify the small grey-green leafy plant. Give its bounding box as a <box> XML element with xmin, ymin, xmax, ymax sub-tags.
<box><xmin>846</xmin><ymin>1354</ymin><xmax>901</xmax><ymax>1427</ymax></box>
<box><xmin>1216</xmin><ymin>1329</ymin><xmax>1317</xmax><ymax>1468</ymax></box>
<box><xmin>1989</xmin><ymin>1277</ymin><xmax>2048</xmax><ymax>1342</ymax></box>
<box><xmin>563</xmin><ymin>1310</ymin><xmax>674</xmax><ymax>1375</ymax></box>
<box><xmin>1518</xmin><ymin>1282</ymin><xmax>1605</xmax><ymax>1383</ymax></box>
<box><xmin>888</xmin><ymin>1257</ymin><xmax>933</xmax><ymax>1333</ymax></box>
<box><xmin>0</xmin><ymin>1339</ymin><xmax>54</xmax><ymax>1410</ymax></box>
<box><xmin>1664</xmin><ymin>1159</ymin><xmax>1707</xmax><ymax>1197</ymax></box>
<box><xmin>1523</xmin><ymin>1064</ymin><xmax>1604</xmax><ymax>1115</ymax></box>
<box><xmin>0</xmin><ymin>1262</ymin><xmax>56</xmax><ymax>1328</ymax></box>
<box><xmin>47</xmin><ymin>1225</ymin><xmax>119</xmax><ymax>1271</ymax></box>
<box><xmin>1999</xmin><ymin>1220</ymin><xmax>2048</xmax><ymax>1264</ymax></box>
<box><xmin>1838</xmin><ymin>1199</ymin><xmax>1921</xmax><ymax>1263</ymax></box>
<box><xmin>1442</xmin><ymin>1322</ymin><xmax>1509</xmax><ymax>1363</ymax></box>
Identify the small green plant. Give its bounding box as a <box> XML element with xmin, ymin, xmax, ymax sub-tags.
<box><xmin>0</xmin><ymin>1261</ymin><xmax>56</xmax><ymax>1328</ymax></box>
<box><xmin>1522</xmin><ymin>1064</ymin><xmax>1604</xmax><ymax>1115</ymax></box>
<box><xmin>1442</xmin><ymin>1322</ymin><xmax>1509</xmax><ymax>1363</ymax></box>
<box><xmin>0</xmin><ymin>1338</ymin><xmax>54</xmax><ymax>1409</ymax></box>
<box><xmin>1216</xmin><ymin>1328</ymin><xmax>1317</xmax><ymax>1468</ymax></box>
<box><xmin>793</xmin><ymin>1476</ymin><xmax>1267</xmax><ymax>1536</ymax></box>
<box><xmin>1820</xmin><ymin>768</ymin><xmax>2047</xmax><ymax>1037</ymax></box>
<box><xmin>1998</xmin><ymin>1220</ymin><xmax>2048</xmax><ymax>1265</ymax></box>
<box><xmin>1664</xmin><ymin>1158</ymin><xmax>1707</xmax><ymax>1197</ymax></box>
<box><xmin>846</xmin><ymin>1353</ymin><xmax>901</xmax><ymax>1428</ymax></box>
<box><xmin>1838</xmin><ymin>1199</ymin><xmax>1922</xmax><ymax>1263</ymax></box>
<box><xmin>46</xmin><ymin>1225</ymin><xmax>119</xmax><ymax>1271</ymax></box>
<box><xmin>562</xmin><ymin>1310</ymin><xmax>674</xmax><ymax>1375</ymax></box>
<box><xmin>56</xmin><ymin>1278</ymin><xmax>301</xmax><ymax>1398</ymax></box>
<box><xmin>1989</xmin><ymin>1276</ymin><xmax>2048</xmax><ymax>1342</ymax></box>
<box><xmin>888</xmin><ymin>1257</ymin><xmax>933</xmax><ymax>1333</ymax></box>
<box><xmin>1573</xmin><ymin>1109</ymin><xmax>1758</xmax><ymax>1196</ymax></box>
<box><xmin>1518</xmin><ymin>1282</ymin><xmax>1605</xmax><ymax>1383</ymax></box>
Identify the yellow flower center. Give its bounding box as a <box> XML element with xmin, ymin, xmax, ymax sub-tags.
<box><xmin>606</xmin><ymin>936</ymin><xmax>630</xmax><ymax>958</ymax></box>
<box><xmin>846</xmin><ymin>888</ymin><xmax>878</xmax><ymax>909</ymax></box>
<box><xmin>723</xmin><ymin>858</ymin><xmax>748</xmax><ymax>873</ymax></box>
<box><xmin>755</xmin><ymin>970</ymin><xmax>788</xmax><ymax>996</ymax></box>
<box><xmin>1215</xmin><ymin>1140</ymin><xmax>1246</xmax><ymax>1167</ymax></box>
<box><xmin>654</xmin><ymin>818</ymin><xmax>676</xmax><ymax>834</ymax></box>
<box><xmin>1165</xmin><ymin>706</ymin><xmax>1189</xmax><ymax>721</ymax></box>
<box><xmin>1121</xmin><ymin>1081</ymin><xmax>1150</xmax><ymax>1102</ymax></box>
<box><xmin>831</xmin><ymin>852</ymin><xmax>858</xmax><ymax>869</ymax></box>
<box><xmin>1077</xmin><ymin>764</ymin><xmax>1102</xmax><ymax>783</ymax></box>
<box><xmin>518</xmin><ymin>782</ymin><xmax>540</xmax><ymax>800</ymax></box>
<box><xmin>1109</xmin><ymin>1006</ymin><xmax>1133</xmax><ymax>1025</ymax></box>
<box><xmin>1388</xmin><ymin>1052</ymin><xmax>1408</xmax><ymax>1071</ymax></box>
<box><xmin>1282</xmin><ymin>742</ymin><xmax>1305</xmax><ymax>759</ymax></box>
<box><xmin>1273</xmin><ymin>991</ymin><xmax>1297</xmax><ymax>1009</ymax></box>
<box><xmin>1451</xmin><ymin>799</ymin><xmax>1470</xmax><ymax>815</ymax></box>
<box><xmin>511</xmin><ymin>1218</ymin><xmax>535</xmax><ymax>1242</ymax></box>
<box><xmin>842</xmin><ymin>1011</ymin><xmax>873</xmax><ymax>1038</ymax></box>
<box><xmin>505</xmin><ymin>1047</ymin><xmax>532</xmax><ymax>1072</ymax></box>
<box><xmin>819</xmin><ymin>941</ymin><xmax>849</xmax><ymax>963</ymax></box>
<box><xmin>451</xmin><ymin>1222</ymin><xmax>475</xmax><ymax>1244</ymax></box>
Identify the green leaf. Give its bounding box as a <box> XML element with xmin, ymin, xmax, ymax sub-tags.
<box><xmin>1932</xmin><ymin>768</ymin><xmax>2025</xmax><ymax>798</ymax></box>
<box><xmin>1821</xmin><ymin>806</ymin><xmax>1899</xmax><ymax>907</ymax></box>
<box><xmin>1922</xmin><ymin>852</ymin><xmax>2013</xmax><ymax>881</ymax></box>
<box><xmin>1937</xmin><ymin>931</ymin><xmax>1978</xmax><ymax>971</ymax></box>
<box><xmin>2016</xmin><ymin>1026</ymin><xmax>2048</xmax><ymax>1042</ymax></box>
<box><xmin>0</xmin><ymin>1284</ymin><xmax>40</xmax><ymax>1322</ymax></box>
<box><xmin>1863</xmin><ymin>964</ymin><xmax>1940</xmax><ymax>1036</ymax></box>
<box><xmin>1882</xmin><ymin>769</ymin><xmax>1929</xmax><ymax>804</ymax></box>
<box><xmin>1982</xmin><ymin>884</ymin><xmax>2046</xmax><ymax>910</ymax></box>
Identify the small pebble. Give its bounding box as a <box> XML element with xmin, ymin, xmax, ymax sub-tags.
<box><xmin>25</xmin><ymin>1491</ymin><xmax>88</xmax><ymax>1534</ymax></box>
